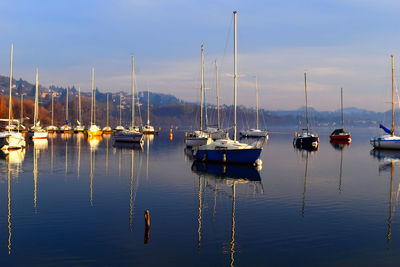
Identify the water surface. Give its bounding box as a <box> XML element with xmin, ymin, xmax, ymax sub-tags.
<box><xmin>0</xmin><ymin>128</ymin><xmax>399</xmax><ymax>266</ymax></box>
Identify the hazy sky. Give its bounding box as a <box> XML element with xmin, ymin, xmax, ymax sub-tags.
<box><xmin>1</xmin><ymin>0</ymin><xmax>400</xmax><ymax>111</ymax></box>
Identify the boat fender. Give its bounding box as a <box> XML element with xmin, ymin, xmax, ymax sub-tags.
<box><xmin>223</xmin><ymin>153</ymin><xmax>227</xmax><ymax>163</ymax></box>
<box><xmin>202</xmin><ymin>154</ymin><xmax>207</xmax><ymax>161</ymax></box>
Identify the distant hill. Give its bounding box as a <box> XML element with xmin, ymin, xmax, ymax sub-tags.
<box><xmin>0</xmin><ymin>74</ymin><xmax>393</xmax><ymax>129</ymax></box>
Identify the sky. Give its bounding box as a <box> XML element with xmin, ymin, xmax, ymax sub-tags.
<box><xmin>0</xmin><ymin>0</ymin><xmax>400</xmax><ymax>111</ymax></box>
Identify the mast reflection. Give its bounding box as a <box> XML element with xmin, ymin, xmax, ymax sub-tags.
<box><xmin>191</xmin><ymin>162</ymin><xmax>262</xmax><ymax>266</ymax></box>
<box><xmin>370</xmin><ymin>149</ymin><xmax>400</xmax><ymax>242</ymax></box>
<box><xmin>294</xmin><ymin>149</ymin><xmax>317</xmax><ymax>217</ymax></box>
<box><xmin>330</xmin><ymin>141</ymin><xmax>350</xmax><ymax>193</ymax></box>
<box><xmin>2</xmin><ymin>149</ymin><xmax>26</xmax><ymax>255</ymax></box>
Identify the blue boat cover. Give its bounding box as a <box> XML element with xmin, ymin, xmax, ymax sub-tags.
<box><xmin>380</xmin><ymin>124</ymin><xmax>391</xmax><ymax>134</ymax></box>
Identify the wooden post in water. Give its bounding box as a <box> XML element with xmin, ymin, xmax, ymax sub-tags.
<box><xmin>144</xmin><ymin>210</ymin><xmax>151</xmax><ymax>244</ymax></box>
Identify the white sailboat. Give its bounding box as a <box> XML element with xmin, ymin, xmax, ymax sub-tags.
<box><xmin>87</xmin><ymin>68</ymin><xmax>103</xmax><ymax>137</ymax></box>
<box><xmin>113</xmin><ymin>56</ymin><xmax>143</xmax><ymax>143</ymax></box>
<box><xmin>1</xmin><ymin>44</ymin><xmax>26</xmax><ymax>150</ymax></box>
<box><xmin>371</xmin><ymin>55</ymin><xmax>400</xmax><ymax>149</ymax></box>
<box><xmin>102</xmin><ymin>93</ymin><xmax>113</xmax><ymax>133</ymax></box>
<box><xmin>60</xmin><ymin>87</ymin><xmax>73</xmax><ymax>133</ymax></box>
<box><xmin>46</xmin><ymin>91</ymin><xmax>58</xmax><ymax>133</ymax></box>
<box><xmin>185</xmin><ymin>44</ymin><xmax>212</xmax><ymax>147</ymax></box>
<box><xmin>114</xmin><ymin>93</ymin><xmax>125</xmax><ymax>131</ymax></box>
<box><xmin>240</xmin><ymin>76</ymin><xmax>268</xmax><ymax>138</ymax></box>
<box><xmin>74</xmin><ymin>86</ymin><xmax>85</xmax><ymax>133</ymax></box>
<box><xmin>193</xmin><ymin>11</ymin><xmax>263</xmax><ymax>165</ymax></box>
<box><xmin>142</xmin><ymin>88</ymin><xmax>156</xmax><ymax>134</ymax></box>
<box><xmin>32</xmin><ymin>69</ymin><xmax>48</xmax><ymax>140</ymax></box>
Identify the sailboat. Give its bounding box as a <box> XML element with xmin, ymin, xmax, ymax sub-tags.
<box><xmin>74</xmin><ymin>87</ymin><xmax>85</xmax><ymax>133</ymax></box>
<box><xmin>185</xmin><ymin>44</ymin><xmax>212</xmax><ymax>147</ymax></box>
<box><xmin>102</xmin><ymin>93</ymin><xmax>113</xmax><ymax>134</ymax></box>
<box><xmin>32</xmin><ymin>69</ymin><xmax>48</xmax><ymax>140</ymax></box>
<box><xmin>46</xmin><ymin>91</ymin><xmax>58</xmax><ymax>133</ymax></box>
<box><xmin>206</xmin><ymin>60</ymin><xmax>228</xmax><ymax>140</ymax></box>
<box><xmin>330</xmin><ymin>87</ymin><xmax>351</xmax><ymax>142</ymax></box>
<box><xmin>1</xmin><ymin>44</ymin><xmax>26</xmax><ymax>150</ymax></box>
<box><xmin>371</xmin><ymin>55</ymin><xmax>400</xmax><ymax>149</ymax></box>
<box><xmin>142</xmin><ymin>89</ymin><xmax>156</xmax><ymax>134</ymax></box>
<box><xmin>192</xmin><ymin>11</ymin><xmax>263</xmax><ymax>165</ymax></box>
<box><xmin>59</xmin><ymin>87</ymin><xmax>73</xmax><ymax>133</ymax></box>
<box><xmin>87</xmin><ymin>68</ymin><xmax>103</xmax><ymax>137</ymax></box>
<box><xmin>113</xmin><ymin>56</ymin><xmax>143</xmax><ymax>143</ymax></box>
<box><xmin>240</xmin><ymin>76</ymin><xmax>268</xmax><ymax>138</ymax></box>
<box><xmin>293</xmin><ymin>72</ymin><xmax>319</xmax><ymax>149</ymax></box>
<box><xmin>114</xmin><ymin>93</ymin><xmax>125</xmax><ymax>131</ymax></box>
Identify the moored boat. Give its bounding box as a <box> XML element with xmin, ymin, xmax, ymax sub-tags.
<box><xmin>330</xmin><ymin>87</ymin><xmax>351</xmax><ymax>142</ymax></box>
<box><xmin>193</xmin><ymin>11</ymin><xmax>263</xmax><ymax>165</ymax></box>
<box><xmin>114</xmin><ymin>56</ymin><xmax>143</xmax><ymax>144</ymax></box>
<box><xmin>293</xmin><ymin>72</ymin><xmax>319</xmax><ymax>149</ymax></box>
<box><xmin>371</xmin><ymin>55</ymin><xmax>399</xmax><ymax>149</ymax></box>
<box><xmin>88</xmin><ymin>68</ymin><xmax>103</xmax><ymax>137</ymax></box>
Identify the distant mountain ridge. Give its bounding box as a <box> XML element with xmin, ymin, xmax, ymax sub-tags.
<box><xmin>0</xmin><ymin>74</ymin><xmax>393</xmax><ymax>128</ymax></box>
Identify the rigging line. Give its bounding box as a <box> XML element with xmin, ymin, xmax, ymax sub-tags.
<box><xmin>220</xmin><ymin>14</ymin><xmax>234</xmax><ymax>75</ymax></box>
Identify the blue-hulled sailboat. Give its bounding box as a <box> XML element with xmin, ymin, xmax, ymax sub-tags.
<box><xmin>371</xmin><ymin>55</ymin><xmax>400</xmax><ymax>149</ymax></box>
<box><xmin>192</xmin><ymin>11</ymin><xmax>263</xmax><ymax>165</ymax></box>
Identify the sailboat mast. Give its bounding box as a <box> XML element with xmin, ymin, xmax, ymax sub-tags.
<box><xmin>119</xmin><ymin>93</ymin><xmax>122</xmax><ymax>126</ymax></box>
<box><xmin>20</xmin><ymin>94</ymin><xmax>24</xmax><ymax>125</ymax></box>
<box><xmin>200</xmin><ymin>44</ymin><xmax>204</xmax><ymax>131</ymax></box>
<box><xmin>147</xmin><ymin>88</ymin><xmax>150</xmax><ymax>125</ymax></box>
<box><xmin>341</xmin><ymin>87</ymin><xmax>344</xmax><ymax>128</ymax></box>
<box><xmin>304</xmin><ymin>72</ymin><xmax>309</xmax><ymax>132</ymax></box>
<box><xmin>8</xmin><ymin>44</ymin><xmax>13</xmax><ymax>128</ymax></box>
<box><xmin>91</xmin><ymin>68</ymin><xmax>95</xmax><ymax>125</ymax></box>
<box><xmin>34</xmin><ymin>68</ymin><xmax>39</xmax><ymax>126</ymax></box>
<box><xmin>391</xmin><ymin>55</ymin><xmax>395</xmax><ymax>136</ymax></box>
<box><xmin>233</xmin><ymin>11</ymin><xmax>238</xmax><ymax>141</ymax></box>
<box><xmin>131</xmin><ymin>56</ymin><xmax>135</xmax><ymax>128</ymax></box>
<box><xmin>51</xmin><ymin>92</ymin><xmax>54</xmax><ymax>125</ymax></box>
<box><xmin>106</xmin><ymin>93</ymin><xmax>109</xmax><ymax>127</ymax></box>
<box><xmin>215</xmin><ymin>60</ymin><xmax>220</xmax><ymax>129</ymax></box>
<box><xmin>78</xmin><ymin>87</ymin><xmax>82</xmax><ymax>123</ymax></box>
<box><xmin>66</xmin><ymin>87</ymin><xmax>69</xmax><ymax>124</ymax></box>
<box><xmin>255</xmin><ymin>76</ymin><xmax>259</xmax><ymax>130</ymax></box>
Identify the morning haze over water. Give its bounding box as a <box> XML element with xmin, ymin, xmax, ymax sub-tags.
<box><xmin>2</xmin><ymin>0</ymin><xmax>400</xmax><ymax>266</ymax></box>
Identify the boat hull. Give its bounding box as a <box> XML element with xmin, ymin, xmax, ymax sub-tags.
<box><xmin>88</xmin><ymin>131</ymin><xmax>103</xmax><ymax>137</ymax></box>
<box><xmin>330</xmin><ymin>134</ymin><xmax>351</xmax><ymax>141</ymax></box>
<box><xmin>370</xmin><ymin>139</ymin><xmax>400</xmax><ymax>149</ymax></box>
<box><xmin>32</xmin><ymin>131</ymin><xmax>48</xmax><ymax>139</ymax></box>
<box><xmin>293</xmin><ymin>136</ymin><xmax>319</xmax><ymax>148</ymax></box>
<box><xmin>193</xmin><ymin>148</ymin><xmax>262</xmax><ymax>164</ymax></box>
<box><xmin>113</xmin><ymin>132</ymin><xmax>143</xmax><ymax>143</ymax></box>
<box><xmin>2</xmin><ymin>132</ymin><xmax>26</xmax><ymax>150</ymax></box>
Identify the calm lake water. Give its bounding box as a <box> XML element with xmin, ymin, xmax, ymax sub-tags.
<box><xmin>0</xmin><ymin>127</ymin><xmax>400</xmax><ymax>266</ymax></box>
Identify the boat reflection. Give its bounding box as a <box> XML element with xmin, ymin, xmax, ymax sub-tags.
<box><xmin>33</xmin><ymin>139</ymin><xmax>48</xmax><ymax>150</ymax></box>
<box><xmin>88</xmin><ymin>135</ymin><xmax>103</xmax><ymax>151</ymax></box>
<box><xmin>330</xmin><ymin>139</ymin><xmax>351</xmax><ymax>151</ymax></box>
<box><xmin>113</xmin><ymin>140</ymin><xmax>144</xmax><ymax>151</ymax></box>
<box><xmin>191</xmin><ymin>161</ymin><xmax>263</xmax><ymax>266</ymax></box>
<box><xmin>294</xmin><ymin>141</ymin><xmax>320</xmax><ymax>152</ymax></box>
<box><xmin>370</xmin><ymin>150</ymin><xmax>400</xmax><ymax>242</ymax></box>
